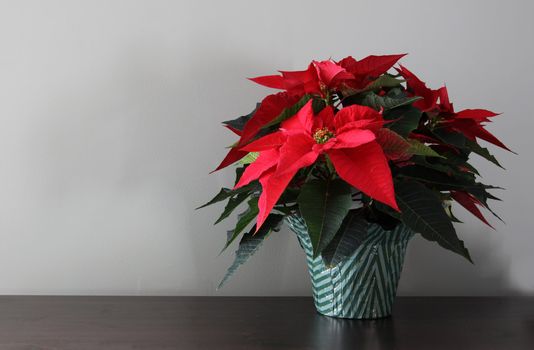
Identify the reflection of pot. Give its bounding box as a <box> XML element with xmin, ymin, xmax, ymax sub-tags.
<box><xmin>307</xmin><ymin>315</ymin><xmax>397</xmax><ymax>349</ymax></box>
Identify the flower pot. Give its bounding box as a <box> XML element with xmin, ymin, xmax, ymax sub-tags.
<box><xmin>286</xmin><ymin>215</ymin><xmax>414</xmax><ymax>319</ymax></box>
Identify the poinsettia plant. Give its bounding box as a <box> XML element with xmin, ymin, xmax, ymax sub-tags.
<box><xmin>199</xmin><ymin>54</ymin><xmax>511</xmax><ymax>287</ymax></box>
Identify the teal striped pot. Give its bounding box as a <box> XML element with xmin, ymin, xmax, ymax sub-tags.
<box><xmin>286</xmin><ymin>215</ymin><xmax>414</xmax><ymax>319</ymax></box>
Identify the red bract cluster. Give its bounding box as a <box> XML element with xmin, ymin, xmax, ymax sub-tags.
<box><xmin>202</xmin><ymin>53</ymin><xmax>511</xmax><ymax>277</ymax></box>
<box><xmin>398</xmin><ymin>65</ymin><xmax>510</xmax><ymax>151</ymax></box>
<box><xmin>235</xmin><ymin>101</ymin><xmax>397</xmax><ymax>230</ymax></box>
<box><xmin>215</xmin><ymin>55</ymin><xmax>415</xmax><ymax>229</ymax></box>
<box><xmin>215</xmin><ymin>55</ymin><xmax>407</xmax><ymax>171</ymax></box>
<box><xmin>249</xmin><ymin>54</ymin><xmax>405</xmax><ymax>97</ymax></box>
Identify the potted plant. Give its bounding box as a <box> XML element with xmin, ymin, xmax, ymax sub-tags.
<box><xmin>199</xmin><ymin>54</ymin><xmax>511</xmax><ymax>319</ymax></box>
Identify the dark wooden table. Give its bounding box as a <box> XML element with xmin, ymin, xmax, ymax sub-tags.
<box><xmin>0</xmin><ymin>296</ymin><xmax>532</xmax><ymax>349</ymax></box>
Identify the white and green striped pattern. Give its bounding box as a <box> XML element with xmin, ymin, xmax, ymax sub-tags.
<box><xmin>286</xmin><ymin>215</ymin><xmax>413</xmax><ymax>319</ymax></box>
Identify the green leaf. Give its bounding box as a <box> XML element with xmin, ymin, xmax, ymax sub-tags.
<box><xmin>376</xmin><ymin>128</ymin><xmax>411</xmax><ymax>159</ymax></box>
<box><xmin>432</xmin><ymin>129</ymin><xmax>466</xmax><ymax>148</ymax></box>
<box><xmin>395</xmin><ymin>180</ymin><xmax>473</xmax><ymax>262</ymax></box>
<box><xmin>360</xmin><ymin>92</ymin><xmax>422</xmax><ymax>111</ymax></box>
<box><xmin>196</xmin><ymin>184</ymin><xmax>255</xmax><ymax>210</ymax></box>
<box><xmin>409</xmin><ymin>156</ymin><xmax>476</xmax><ymax>181</ymax></box>
<box><xmin>196</xmin><ymin>188</ymin><xmax>234</xmax><ymax>209</ymax></box>
<box><xmin>465</xmin><ymin>139</ymin><xmax>504</xmax><ymax>169</ymax></box>
<box><xmin>221</xmin><ymin>197</ymin><xmax>259</xmax><ymax>253</ymax></box>
<box><xmin>321</xmin><ymin>209</ymin><xmax>368</xmax><ymax>267</ymax></box>
<box><xmin>239</xmin><ymin>152</ymin><xmax>259</xmax><ymax>165</ymax></box>
<box><xmin>443</xmin><ymin>200</ymin><xmax>463</xmax><ymax>223</ymax></box>
<box><xmin>311</xmin><ymin>98</ymin><xmax>327</xmax><ymax>114</ymax></box>
<box><xmin>197</xmin><ymin>168</ymin><xmax>256</xmax><ymax>210</ymax></box>
<box><xmin>377</xmin><ymin>129</ymin><xmax>442</xmax><ymax>161</ymax></box>
<box><xmin>214</xmin><ymin>192</ymin><xmax>250</xmax><ymax>225</ymax></box>
<box><xmin>373</xmin><ymin>201</ymin><xmax>402</xmax><ymax>220</ymax></box>
<box><xmin>437</xmin><ymin>151</ymin><xmax>480</xmax><ymax>175</ymax></box>
<box><xmin>297</xmin><ymin>179</ymin><xmax>353</xmax><ymax>258</ymax></box>
<box><xmin>397</xmin><ymin>165</ymin><xmax>500</xmax><ymax>205</ymax></box>
<box><xmin>341</xmin><ymin>83</ymin><xmax>417</xmax><ymax>110</ymax></box>
<box><xmin>276</xmin><ymin>188</ymin><xmax>300</xmax><ymax>205</ymax></box>
<box><xmin>262</xmin><ymin>95</ymin><xmax>312</xmax><ymax>129</ymax></box>
<box><xmin>223</xmin><ymin>103</ymin><xmax>259</xmax><ymax>132</ymax></box>
<box><xmin>234</xmin><ymin>166</ymin><xmax>246</xmax><ymax>186</ymax></box>
<box><xmin>407</xmin><ymin>139</ymin><xmax>445</xmax><ymax>158</ymax></box>
<box><xmin>383</xmin><ymin>105</ymin><xmax>422</xmax><ymax>137</ymax></box>
<box><xmin>432</xmin><ymin>130</ymin><xmax>503</xmax><ymax>169</ymax></box>
<box><xmin>439</xmin><ymin>131</ymin><xmax>507</xmax><ymax>171</ymax></box>
<box><xmin>364</xmin><ymin>75</ymin><xmax>405</xmax><ymax>91</ymax></box>
<box><xmin>218</xmin><ymin>214</ymin><xmax>284</xmax><ymax>289</ymax></box>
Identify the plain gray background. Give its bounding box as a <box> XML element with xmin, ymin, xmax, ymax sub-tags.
<box><xmin>0</xmin><ymin>0</ymin><xmax>532</xmax><ymax>296</ymax></box>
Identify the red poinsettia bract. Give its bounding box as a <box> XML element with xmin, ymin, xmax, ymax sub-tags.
<box><xmin>249</xmin><ymin>60</ymin><xmax>352</xmax><ymax>97</ymax></box>
<box><xmin>233</xmin><ymin>100</ymin><xmax>398</xmax><ymax>230</ymax></box>
<box><xmin>216</xmin><ymin>54</ymin><xmax>407</xmax><ymax>172</ymax></box>
<box><xmin>250</xmin><ymin>55</ymin><xmax>406</xmax><ymax>98</ymax></box>
<box><xmin>214</xmin><ymin>92</ymin><xmax>300</xmax><ymax>171</ymax></box>
<box><xmin>397</xmin><ymin>65</ymin><xmax>511</xmax><ymax>152</ymax></box>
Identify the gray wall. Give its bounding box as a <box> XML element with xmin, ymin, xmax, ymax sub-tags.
<box><xmin>0</xmin><ymin>0</ymin><xmax>532</xmax><ymax>296</ymax></box>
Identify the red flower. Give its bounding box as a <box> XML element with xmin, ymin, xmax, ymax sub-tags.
<box><xmin>234</xmin><ymin>100</ymin><xmax>398</xmax><ymax>230</ymax></box>
<box><xmin>250</xmin><ymin>59</ymin><xmax>353</xmax><ymax>97</ymax></box>
<box><xmin>250</xmin><ymin>54</ymin><xmax>405</xmax><ymax>98</ymax></box>
<box><xmin>337</xmin><ymin>54</ymin><xmax>406</xmax><ymax>90</ymax></box>
<box><xmin>397</xmin><ymin>65</ymin><xmax>511</xmax><ymax>151</ymax></box>
<box><xmin>396</xmin><ymin>64</ymin><xmax>440</xmax><ymax>112</ymax></box>
<box><xmin>437</xmin><ymin>87</ymin><xmax>511</xmax><ymax>151</ymax></box>
<box><xmin>214</xmin><ymin>92</ymin><xmax>300</xmax><ymax>171</ymax></box>
<box><xmin>216</xmin><ymin>55</ymin><xmax>408</xmax><ymax>172</ymax></box>
<box><xmin>451</xmin><ymin>191</ymin><xmax>494</xmax><ymax>228</ymax></box>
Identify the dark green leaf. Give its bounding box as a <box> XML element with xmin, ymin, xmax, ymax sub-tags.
<box><xmin>383</xmin><ymin>105</ymin><xmax>422</xmax><ymax>137</ymax></box>
<box><xmin>223</xmin><ymin>103</ymin><xmax>260</xmax><ymax>131</ymax></box>
<box><xmin>197</xmin><ymin>168</ymin><xmax>256</xmax><ymax>210</ymax></box>
<box><xmin>465</xmin><ymin>139</ymin><xmax>504</xmax><ymax>169</ymax></box>
<box><xmin>407</xmin><ymin>139</ymin><xmax>444</xmax><ymax>158</ymax></box>
<box><xmin>359</xmin><ymin>92</ymin><xmax>422</xmax><ymax>111</ymax></box>
<box><xmin>214</xmin><ymin>192</ymin><xmax>250</xmax><ymax>224</ymax></box>
<box><xmin>196</xmin><ymin>188</ymin><xmax>234</xmax><ymax>209</ymax></box>
<box><xmin>409</xmin><ymin>156</ymin><xmax>476</xmax><ymax>181</ymax></box>
<box><xmin>397</xmin><ymin>165</ymin><xmax>500</xmax><ymax>206</ymax></box>
<box><xmin>196</xmin><ymin>184</ymin><xmax>256</xmax><ymax>210</ymax></box>
<box><xmin>311</xmin><ymin>98</ymin><xmax>327</xmax><ymax>114</ymax></box>
<box><xmin>297</xmin><ymin>179</ymin><xmax>353</xmax><ymax>258</ymax></box>
<box><xmin>395</xmin><ymin>180</ymin><xmax>473</xmax><ymax>262</ymax></box>
<box><xmin>218</xmin><ymin>214</ymin><xmax>284</xmax><ymax>289</ymax></box>
<box><xmin>321</xmin><ymin>209</ymin><xmax>368</xmax><ymax>267</ymax></box>
<box><xmin>373</xmin><ymin>201</ymin><xmax>402</xmax><ymax>220</ymax></box>
<box><xmin>437</xmin><ymin>151</ymin><xmax>480</xmax><ymax>175</ymax></box>
<box><xmin>234</xmin><ymin>166</ymin><xmax>245</xmax><ymax>186</ymax></box>
<box><xmin>275</xmin><ymin>188</ymin><xmax>300</xmax><ymax>206</ymax></box>
<box><xmin>432</xmin><ymin>130</ymin><xmax>503</xmax><ymax>169</ymax></box>
<box><xmin>443</xmin><ymin>200</ymin><xmax>463</xmax><ymax>223</ymax></box>
<box><xmin>432</xmin><ymin>129</ymin><xmax>466</xmax><ymax>148</ymax></box>
<box><xmin>221</xmin><ymin>197</ymin><xmax>259</xmax><ymax>252</ymax></box>
<box><xmin>364</xmin><ymin>75</ymin><xmax>405</xmax><ymax>91</ymax></box>
<box><xmin>262</xmin><ymin>95</ymin><xmax>312</xmax><ymax>129</ymax></box>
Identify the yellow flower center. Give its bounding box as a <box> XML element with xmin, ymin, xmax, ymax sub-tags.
<box><xmin>313</xmin><ymin>127</ymin><xmax>334</xmax><ymax>144</ymax></box>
